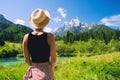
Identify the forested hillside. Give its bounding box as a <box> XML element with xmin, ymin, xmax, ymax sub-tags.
<box><xmin>0</xmin><ymin>14</ymin><xmax>32</xmax><ymax>44</ymax></box>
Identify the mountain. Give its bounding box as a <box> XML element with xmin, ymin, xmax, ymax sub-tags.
<box><xmin>0</xmin><ymin>14</ymin><xmax>33</xmax><ymax>43</ymax></box>
<box><xmin>54</xmin><ymin>18</ymin><xmax>97</xmax><ymax>36</ymax></box>
<box><xmin>53</xmin><ymin>17</ymin><xmax>120</xmax><ymax>36</ymax></box>
<box><xmin>54</xmin><ymin>23</ymin><xmax>81</xmax><ymax>36</ymax></box>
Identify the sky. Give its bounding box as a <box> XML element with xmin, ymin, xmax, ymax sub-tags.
<box><xmin>0</xmin><ymin>0</ymin><xmax>120</xmax><ymax>32</ymax></box>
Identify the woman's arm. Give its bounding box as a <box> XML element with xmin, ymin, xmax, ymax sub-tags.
<box><xmin>48</xmin><ymin>33</ymin><xmax>56</xmax><ymax>69</ymax></box>
<box><xmin>22</xmin><ymin>34</ymin><xmax>31</xmax><ymax>66</ymax></box>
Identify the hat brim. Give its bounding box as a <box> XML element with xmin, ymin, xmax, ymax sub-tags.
<box><xmin>29</xmin><ymin>16</ymin><xmax>50</xmax><ymax>29</ymax></box>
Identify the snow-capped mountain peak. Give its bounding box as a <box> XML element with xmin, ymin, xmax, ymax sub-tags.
<box><xmin>54</xmin><ymin>18</ymin><xmax>97</xmax><ymax>36</ymax></box>
<box><xmin>63</xmin><ymin>17</ymin><xmax>80</xmax><ymax>28</ymax></box>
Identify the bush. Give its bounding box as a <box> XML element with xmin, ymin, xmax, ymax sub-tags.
<box><xmin>56</xmin><ymin>41</ymin><xmax>76</xmax><ymax>56</ymax></box>
<box><xmin>0</xmin><ymin>42</ymin><xmax>22</xmax><ymax>58</ymax></box>
<box><xmin>56</xmin><ymin>39</ymin><xmax>120</xmax><ymax>57</ymax></box>
<box><xmin>108</xmin><ymin>39</ymin><xmax>120</xmax><ymax>52</ymax></box>
<box><xmin>17</xmin><ymin>53</ymin><xmax>24</xmax><ymax>57</ymax></box>
<box><xmin>0</xmin><ymin>49</ymin><xmax>19</xmax><ymax>58</ymax></box>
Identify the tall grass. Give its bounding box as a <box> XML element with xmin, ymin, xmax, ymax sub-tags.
<box><xmin>0</xmin><ymin>52</ymin><xmax>120</xmax><ymax>80</ymax></box>
<box><xmin>55</xmin><ymin>52</ymin><xmax>120</xmax><ymax>80</ymax></box>
<box><xmin>0</xmin><ymin>63</ymin><xmax>27</xmax><ymax>80</ymax></box>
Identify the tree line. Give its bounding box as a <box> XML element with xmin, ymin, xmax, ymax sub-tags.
<box><xmin>55</xmin><ymin>25</ymin><xmax>120</xmax><ymax>44</ymax></box>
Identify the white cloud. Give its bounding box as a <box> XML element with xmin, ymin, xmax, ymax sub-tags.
<box><xmin>53</xmin><ymin>16</ymin><xmax>61</xmax><ymax>23</ymax></box>
<box><xmin>44</xmin><ymin>27</ymin><xmax>52</xmax><ymax>32</ymax></box>
<box><xmin>57</xmin><ymin>8</ymin><xmax>67</xmax><ymax>19</ymax></box>
<box><xmin>100</xmin><ymin>14</ymin><xmax>120</xmax><ymax>27</ymax></box>
<box><xmin>15</xmin><ymin>19</ymin><xmax>25</xmax><ymax>25</ymax></box>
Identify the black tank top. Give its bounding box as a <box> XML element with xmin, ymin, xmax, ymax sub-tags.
<box><xmin>27</xmin><ymin>32</ymin><xmax>50</xmax><ymax>63</ymax></box>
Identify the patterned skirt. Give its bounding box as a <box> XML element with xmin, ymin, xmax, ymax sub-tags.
<box><xmin>23</xmin><ymin>63</ymin><xmax>54</xmax><ymax>80</ymax></box>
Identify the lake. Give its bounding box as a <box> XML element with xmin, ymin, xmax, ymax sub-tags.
<box><xmin>0</xmin><ymin>57</ymin><xmax>69</xmax><ymax>66</ymax></box>
<box><xmin>0</xmin><ymin>57</ymin><xmax>24</xmax><ymax>66</ymax></box>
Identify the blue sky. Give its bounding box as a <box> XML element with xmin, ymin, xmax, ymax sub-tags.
<box><xmin>0</xmin><ymin>0</ymin><xmax>120</xmax><ymax>32</ymax></box>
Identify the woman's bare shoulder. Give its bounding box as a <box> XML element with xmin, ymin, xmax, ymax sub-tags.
<box><xmin>47</xmin><ymin>33</ymin><xmax>55</xmax><ymax>45</ymax></box>
<box><xmin>47</xmin><ymin>33</ymin><xmax>54</xmax><ymax>38</ymax></box>
<box><xmin>47</xmin><ymin>32</ymin><xmax>53</xmax><ymax>35</ymax></box>
<box><xmin>23</xmin><ymin>33</ymin><xmax>29</xmax><ymax>41</ymax></box>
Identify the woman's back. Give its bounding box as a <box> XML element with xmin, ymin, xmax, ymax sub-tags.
<box><xmin>28</xmin><ymin>32</ymin><xmax>50</xmax><ymax>63</ymax></box>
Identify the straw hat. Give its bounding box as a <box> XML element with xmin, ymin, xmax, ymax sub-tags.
<box><xmin>29</xmin><ymin>8</ymin><xmax>50</xmax><ymax>29</ymax></box>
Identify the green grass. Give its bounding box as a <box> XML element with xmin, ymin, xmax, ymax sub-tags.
<box><xmin>0</xmin><ymin>52</ymin><xmax>120</xmax><ymax>80</ymax></box>
<box><xmin>55</xmin><ymin>52</ymin><xmax>120</xmax><ymax>80</ymax></box>
<box><xmin>0</xmin><ymin>63</ymin><xmax>27</xmax><ymax>80</ymax></box>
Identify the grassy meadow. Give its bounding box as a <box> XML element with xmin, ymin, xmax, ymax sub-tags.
<box><xmin>0</xmin><ymin>52</ymin><xmax>120</xmax><ymax>80</ymax></box>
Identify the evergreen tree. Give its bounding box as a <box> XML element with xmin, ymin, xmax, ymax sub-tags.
<box><xmin>0</xmin><ymin>38</ymin><xmax>5</xmax><ymax>46</ymax></box>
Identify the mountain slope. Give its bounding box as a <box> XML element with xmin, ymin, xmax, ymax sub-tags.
<box><xmin>0</xmin><ymin>14</ymin><xmax>33</xmax><ymax>43</ymax></box>
<box><xmin>90</xmin><ymin>25</ymin><xmax>113</xmax><ymax>32</ymax></box>
<box><xmin>0</xmin><ymin>14</ymin><xmax>13</xmax><ymax>24</ymax></box>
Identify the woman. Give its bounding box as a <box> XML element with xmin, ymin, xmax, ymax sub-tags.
<box><xmin>22</xmin><ymin>8</ymin><xmax>56</xmax><ymax>80</ymax></box>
